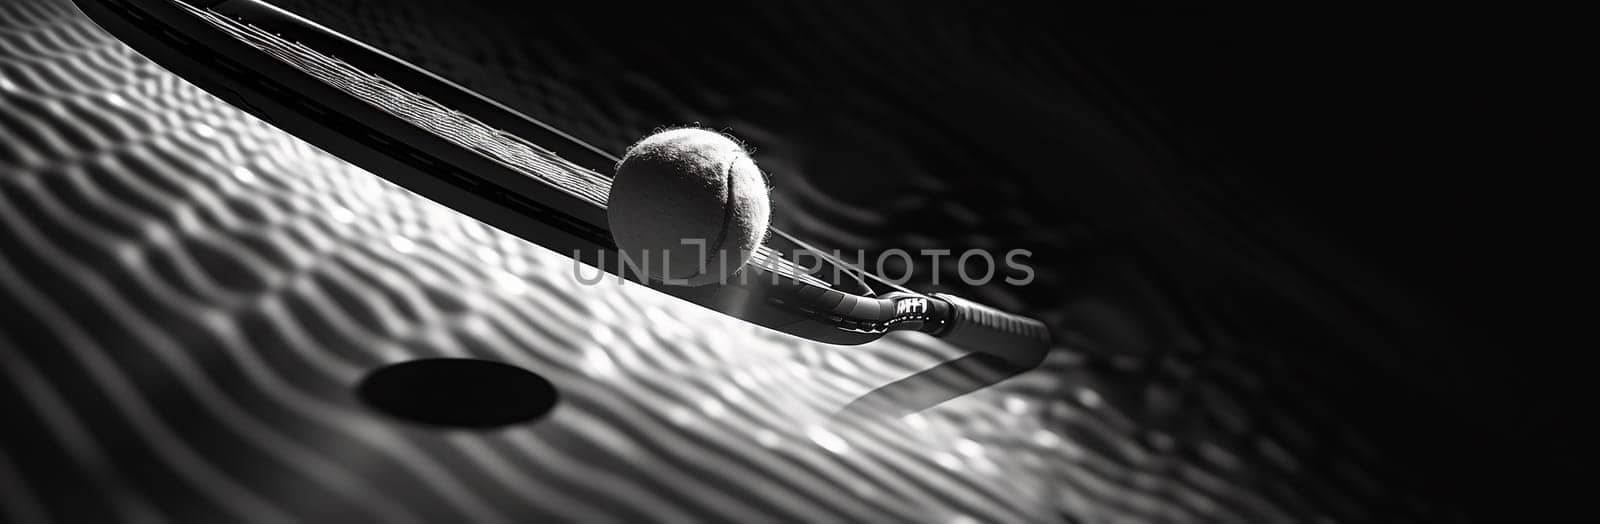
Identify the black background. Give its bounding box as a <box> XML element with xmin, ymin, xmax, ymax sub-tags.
<box><xmin>1060</xmin><ymin>6</ymin><xmax>1584</xmax><ymax>518</ymax></box>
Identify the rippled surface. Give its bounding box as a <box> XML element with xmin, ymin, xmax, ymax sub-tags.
<box><xmin>0</xmin><ymin>0</ymin><xmax>1452</xmax><ymax>522</ymax></box>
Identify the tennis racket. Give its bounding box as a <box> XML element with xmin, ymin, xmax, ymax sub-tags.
<box><xmin>74</xmin><ymin>0</ymin><xmax>1053</xmax><ymax>367</ymax></box>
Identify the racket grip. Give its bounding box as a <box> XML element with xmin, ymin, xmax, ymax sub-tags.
<box><xmin>929</xmin><ymin>293</ymin><xmax>1052</xmax><ymax>366</ymax></box>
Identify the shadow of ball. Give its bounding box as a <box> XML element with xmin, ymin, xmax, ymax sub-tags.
<box><xmin>357</xmin><ymin>358</ymin><xmax>558</xmax><ymax>429</ymax></box>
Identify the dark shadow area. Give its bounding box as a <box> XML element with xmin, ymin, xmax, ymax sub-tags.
<box><xmin>835</xmin><ymin>352</ymin><xmax>1033</xmax><ymax>421</ymax></box>
<box><xmin>357</xmin><ymin>358</ymin><xmax>558</xmax><ymax>429</ymax></box>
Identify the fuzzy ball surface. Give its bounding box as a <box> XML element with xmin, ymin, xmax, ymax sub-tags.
<box><xmin>606</xmin><ymin>128</ymin><xmax>771</xmax><ymax>286</ymax></box>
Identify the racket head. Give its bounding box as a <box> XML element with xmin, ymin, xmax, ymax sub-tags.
<box><xmin>76</xmin><ymin>0</ymin><xmax>916</xmax><ymax>346</ymax></box>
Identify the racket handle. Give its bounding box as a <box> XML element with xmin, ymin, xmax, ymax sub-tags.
<box><xmin>929</xmin><ymin>293</ymin><xmax>1052</xmax><ymax>366</ymax></box>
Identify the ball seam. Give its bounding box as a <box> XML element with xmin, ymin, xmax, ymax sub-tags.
<box><xmin>698</xmin><ymin>151</ymin><xmax>740</xmax><ymax>279</ymax></box>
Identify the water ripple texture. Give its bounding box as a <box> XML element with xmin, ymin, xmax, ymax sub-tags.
<box><xmin>0</xmin><ymin>0</ymin><xmax>1450</xmax><ymax>522</ymax></box>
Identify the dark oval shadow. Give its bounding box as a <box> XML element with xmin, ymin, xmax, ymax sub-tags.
<box><xmin>357</xmin><ymin>358</ymin><xmax>559</xmax><ymax>429</ymax></box>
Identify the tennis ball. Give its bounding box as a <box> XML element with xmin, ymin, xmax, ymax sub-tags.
<box><xmin>606</xmin><ymin>128</ymin><xmax>771</xmax><ymax>286</ymax></box>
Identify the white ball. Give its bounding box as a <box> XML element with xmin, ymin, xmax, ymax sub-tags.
<box><xmin>606</xmin><ymin>128</ymin><xmax>771</xmax><ymax>286</ymax></box>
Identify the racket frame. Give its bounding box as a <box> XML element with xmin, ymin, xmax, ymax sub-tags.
<box><xmin>77</xmin><ymin>0</ymin><xmax>959</xmax><ymax>348</ymax></box>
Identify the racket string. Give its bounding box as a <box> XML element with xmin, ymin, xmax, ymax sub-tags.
<box><xmin>189</xmin><ymin>3</ymin><xmax>846</xmax><ymax>290</ymax></box>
